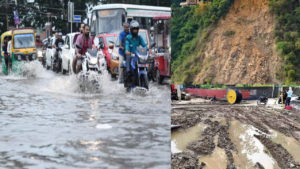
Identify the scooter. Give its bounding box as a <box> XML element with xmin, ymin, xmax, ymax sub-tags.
<box><xmin>257</xmin><ymin>97</ymin><xmax>268</xmax><ymax>105</ymax></box>
<box><xmin>56</xmin><ymin>45</ymin><xmax>63</xmax><ymax>73</ymax></box>
<box><xmin>122</xmin><ymin>46</ymin><xmax>153</xmax><ymax>92</ymax></box>
<box><xmin>75</xmin><ymin>44</ymin><xmax>102</xmax><ymax>91</ymax></box>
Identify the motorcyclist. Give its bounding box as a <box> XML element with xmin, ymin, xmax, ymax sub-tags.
<box><xmin>118</xmin><ymin>23</ymin><xmax>131</xmax><ymax>84</ymax></box>
<box><xmin>261</xmin><ymin>92</ymin><xmax>267</xmax><ymax>99</ymax></box>
<box><xmin>75</xmin><ymin>24</ymin><xmax>95</xmax><ymax>74</ymax></box>
<box><xmin>72</xmin><ymin>22</ymin><xmax>85</xmax><ymax>74</ymax></box>
<box><xmin>125</xmin><ymin>20</ymin><xmax>149</xmax><ymax>82</ymax></box>
<box><xmin>53</xmin><ymin>32</ymin><xmax>64</xmax><ymax>69</ymax></box>
<box><xmin>36</xmin><ymin>34</ymin><xmax>42</xmax><ymax>49</ymax></box>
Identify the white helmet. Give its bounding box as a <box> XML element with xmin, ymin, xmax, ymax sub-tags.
<box><xmin>150</xmin><ymin>27</ymin><xmax>154</xmax><ymax>32</ymax></box>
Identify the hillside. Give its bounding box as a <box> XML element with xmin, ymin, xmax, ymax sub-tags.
<box><xmin>171</xmin><ymin>0</ymin><xmax>300</xmax><ymax>85</ymax></box>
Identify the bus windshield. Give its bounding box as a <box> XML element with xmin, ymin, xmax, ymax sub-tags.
<box><xmin>96</xmin><ymin>9</ymin><xmax>124</xmax><ymax>34</ymax></box>
<box><xmin>14</xmin><ymin>33</ymin><xmax>35</xmax><ymax>49</ymax></box>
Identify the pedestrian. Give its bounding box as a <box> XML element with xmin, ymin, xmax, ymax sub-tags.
<box><xmin>285</xmin><ymin>87</ymin><xmax>293</xmax><ymax>107</ymax></box>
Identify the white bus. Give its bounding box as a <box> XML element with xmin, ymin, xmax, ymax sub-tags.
<box><xmin>90</xmin><ymin>4</ymin><xmax>171</xmax><ymax>35</ymax></box>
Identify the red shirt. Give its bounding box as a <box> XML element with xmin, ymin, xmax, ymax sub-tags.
<box><xmin>73</xmin><ymin>33</ymin><xmax>80</xmax><ymax>45</ymax></box>
<box><xmin>81</xmin><ymin>38</ymin><xmax>94</xmax><ymax>55</ymax></box>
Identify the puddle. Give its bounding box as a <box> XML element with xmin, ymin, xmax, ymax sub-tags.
<box><xmin>270</xmin><ymin>130</ymin><xmax>300</xmax><ymax>164</ymax></box>
<box><xmin>171</xmin><ymin>123</ymin><xmax>208</xmax><ymax>153</ymax></box>
<box><xmin>229</xmin><ymin>120</ymin><xmax>280</xmax><ymax>169</ymax></box>
<box><xmin>198</xmin><ymin>136</ymin><xmax>228</xmax><ymax>169</ymax></box>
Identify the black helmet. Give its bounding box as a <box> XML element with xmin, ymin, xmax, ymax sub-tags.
<box><xmin>91</xmin><ymin>31</ymin><xmax>96</xmax><ymax>36</ymax></box>
<box><xmin>36</xmin><ymin>34</ymin><xmax>40</xmax><ymax>38</ymax></box>
<box><xmin>130</xmin><ymin>20</ymin><xmax>139</xmax><ymax>36</ymax></box>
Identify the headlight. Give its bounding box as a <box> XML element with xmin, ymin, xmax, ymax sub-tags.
<box><xmin>137</xmin><ymin>54</ymin><xmax>148</xmax><ymax>64</ymax></box>
<box><xmin>18</xmin><ymin>55</ymin><xmax>21</xmax><ymax>60</ymax></box>
<box><xmin>32</xmin><ymin>54</ymin><xmax>36</xmax><ymax>59</ymax></box>
<box><xmin>89</xmin><ymin>57</ymin><xmax>98</xmax><ymax>65</ymax></box>
<box><xmin>38</xmin><ymin>51</ymin><xmax>42</xmax><ymax>57</ymax></box>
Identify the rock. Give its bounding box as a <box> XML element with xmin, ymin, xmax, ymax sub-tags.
<box><xmin>290</xmin><ymin>163</ymin><xmax>295</xmax><ymax>168</ymax></box>
<box><xmin>246</xmin><ymin>36</ymin><xmax>251</xmax><ymax>40</ymax></box>
<box><xmin>265</xmin><ymin>40</ymin><xmax>269</xmax><ymax>46</ymax></box>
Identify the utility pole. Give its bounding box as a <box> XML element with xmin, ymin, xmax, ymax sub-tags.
<box><xmin>6</xmin><ymin>0</ymin><xmax>8</xmax><ymax>31</ymax></box>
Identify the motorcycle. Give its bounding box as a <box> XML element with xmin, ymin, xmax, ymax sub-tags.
<box><xmin>75</xmin><ymin>44</ymin><xmax>102</xmax><ymax>91</ymax></box>
<box><xmin>257</xmin><ymin>96</ymin><xmax>268</xmax><ymax>105</ymax></box>
<box><xmin>54</xmin><ymin>44</ymin><xmax>63</xmax><ymax>73</ymax></box>
<box><xmin>123</xmin><ymin>43</ymin><xmax>156</xmax><ymax>92</ymax></box>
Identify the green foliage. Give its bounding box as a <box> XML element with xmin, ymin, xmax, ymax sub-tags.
<box><xmin>284</xmin><ymin>32</ymin><xmax>292</xmax><ymax>41</ymax></box>
<box><xmin>223</xmin><ymin>30</ymin><xmax>235</xmax><ymax>36</ymax></box>
<box><xmin>288</xmin><ymin>70</ymin><xmax>297</xmax><ymax>81</ymax></box>
<box><xmin>269</xmin><ymin>0</ymin><xmax>300</xmax><ymax>83</ymax></box>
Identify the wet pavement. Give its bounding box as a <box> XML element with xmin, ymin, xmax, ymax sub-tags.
<box><xmin>0</xmin><ymin>61</ymin><xmax>171</xmax><ymax>169</ymax></box>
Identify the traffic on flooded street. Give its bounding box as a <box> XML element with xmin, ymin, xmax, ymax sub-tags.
<box><xmin>0</xmin><ymin>1</ymin><xmax>171</xmax><ymax>168</ymax></box>
<box><xmin>0</xmin><ymin>62</ymin><xmax>170</xmax><ymax>169</ymax></box>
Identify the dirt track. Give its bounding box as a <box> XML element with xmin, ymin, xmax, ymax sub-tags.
<box><xmin>171</xmin><ymin>105</ymin><xmax>300</xmax><ymax>169</ymax></box>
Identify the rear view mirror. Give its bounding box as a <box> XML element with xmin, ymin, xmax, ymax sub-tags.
<box><xmin>122</xmin><ymin>12</ymin><xmax>126</xmax><ymax>23</ymax></box>
<box><xmin>76</xmin><ymin>44</ymin><xmax>82</xmax><ymax>49</ymax></box>
<box><xmin>109</xmin><ymin>44</ymin><xmax>114</xmax><ymax>49</ymax></box>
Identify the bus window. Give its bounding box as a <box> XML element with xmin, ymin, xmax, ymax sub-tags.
<box><xmin>96</xmin><ymin>9</ymin><xmax>124</xmax><ymax>34</ymax></box>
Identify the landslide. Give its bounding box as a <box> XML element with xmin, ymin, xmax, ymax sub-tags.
<box><xmin>195</xmin><ymin>0</ymin><xmax>279</xmax><ymax>84</ymax></box>
<box><xmin>171</xmin><ymin>0</ymin><xmax>292</xmax><ymax>85</ymax></box>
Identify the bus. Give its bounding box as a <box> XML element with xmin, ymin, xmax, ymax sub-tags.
<box><xmin>90</xmin><ymin>4</ymin><xmax>171</xmax><ymax>35</ymax></box>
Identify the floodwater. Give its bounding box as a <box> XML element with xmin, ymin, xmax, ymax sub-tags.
<box><xmin>229</xmin><ymin>120</ymin><xmax>280</xmax><ymax>169</ymax></box>
<box><xmin>198</xmin><ymin>136</ymin><xmax>227</xmax><ymax>169</ymax></box>
<box><xmin>171</xmin><ymin>123</ymin><xmax>208</xmax><ymax>153</ymax></box>
<box><xmin>0</xmin><ymin>61</ymin><xmax>171</xmax><ymax>169</ymax></box>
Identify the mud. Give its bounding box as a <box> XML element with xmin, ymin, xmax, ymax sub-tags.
<box><xmin>254</xmin><ymin>135</ymin><xmax>300</xmax><ymax>169</ymax></box>
<box><xmin>171</xmin><ymin>105</ymin><xmax>300</xmax><ymax>168</ymax></box>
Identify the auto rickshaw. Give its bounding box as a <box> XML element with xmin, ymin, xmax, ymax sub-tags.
<box><xmin>1</xmin><ymin>28</ymin><xmax>37</xmax><ymax>75</ymax></box>
<box><xmin>151</xmin><ymin>16</ymin><xmax>171</xmax><ymax>84</ymax></box>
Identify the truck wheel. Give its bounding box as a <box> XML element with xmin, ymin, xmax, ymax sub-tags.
<box><xmin>156</xmin><ymin>69</ymin><xmax>164</xmax><ymax>84</ymax></box>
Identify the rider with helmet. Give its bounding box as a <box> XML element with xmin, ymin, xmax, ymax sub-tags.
<box><xmin>54</xmin><ymin>32</ymin><xmax>64</xmax><ymax>68</ymax></box>
<box><xmin>125</xmin><ymin>20</ymin><xmax>149</xmax><ymax>80</ymax></box>
<box><xmin>36</xmin><ymin>34</ymin><xmax>42</xmax><ymax>49</ymax></box>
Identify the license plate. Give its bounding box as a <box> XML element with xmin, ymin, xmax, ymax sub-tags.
<box><xmin>138</xmin><ymin>64</ymin><xmax>149</xmax><ymax>67</ymax></box>
<box><xmin>24</xmin><ymin>51</ymin><xmax>29</xmax><ymax>54</ymax></box>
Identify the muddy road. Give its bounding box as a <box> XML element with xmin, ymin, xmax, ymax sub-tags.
<box><xmin>171</xmin><ymin>105</ymin><xmax>300</xmax><ymax>169</ymax></box>
<box><xmin>0</xmin><ymin>61</ymin><xmax>171</xmax><ymax>169</ymax></box>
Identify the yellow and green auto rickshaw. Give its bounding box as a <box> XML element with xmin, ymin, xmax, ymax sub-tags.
<box><xmin>1</xmin><ymin>28</ymin><xmax>37</xmax><ymax>75</ymax></box>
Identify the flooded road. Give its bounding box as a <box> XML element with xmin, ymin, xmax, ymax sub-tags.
<box><xmin>0</xmin><ymin>61</ymin><xmax>171</xmax><ymax>169</ymax></box>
